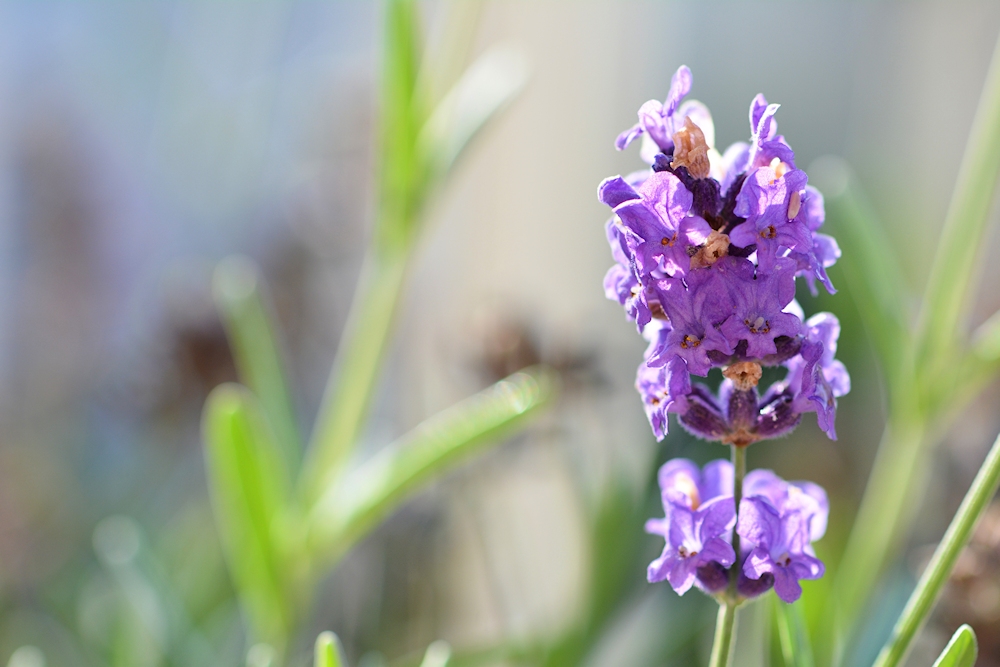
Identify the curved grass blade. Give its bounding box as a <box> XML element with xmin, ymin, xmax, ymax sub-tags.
<box><xmin>874</xmin><ymin>429</ymin><xmax>1000</xmax><ymax>667</ymax></box>
<box><xmin>308</xmin><ymin>368</ymin><xmax>554</xmax><ymax>565</ymax></box>
<box><xmin>810</xmin><ymin>156</ymin><xmax>909</xmax><ymax>381</ymax></box>
<box><xmin>931</xmin><ymin>625</ymin><xmax>977</xmax><ymax>667</ymax></box>
<box><xmin>420</xmin><ymin>641</ymin><xmax>452</xmax><ymax>667</ymax></box>
<box><xmin>916</xmin><ymin>32</ymin><xmax>1000</xmax><ymax>381</ymax></box>
<box><xmin>418</xmin><ymin>45</ymin><xmax>530</xmax><ymax>184</ymax></box>
<box><xmin>774</xmin><ymin>597</ymin><xmax>814</xmax><ymax>667</ymax></box>
<box><xmin>203</xmin><ymin>384</ymin><xmax>293</xmax><ymax>650</ymax></box>
<box><xmin>315</xmin><ymin>632</ymin><xmax>346</xmax><ymax>667</ymax></box>
<box><xmin>214</xmin><ymin>256</ymin><xmax>302</xmax><ymax>475</ymax></box>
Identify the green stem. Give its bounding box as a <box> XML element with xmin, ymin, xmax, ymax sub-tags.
<box><xmin>709</xmin><ymin>444</ymin><xmax>746</xmax><ymax>667</ymax></box>
<box><xmin>300</xmin><ymin>247</ymin><xmax>410</xmax><ymax>503</ymax></box>
<box><xmin>729</xmin><ymin>445</ymin><xmax>746</xmax><ymax>596</ymax></box>
<box><xmin>709</xmin><ymin>602</ymin><xmax>737</xmax><ymax>667</ymax></box>
<box><xmin>873</xmin><ymin>428</ymin><xmax>1000</xmax><ymax>667</ymax></box>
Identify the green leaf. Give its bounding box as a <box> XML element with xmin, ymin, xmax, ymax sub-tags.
<box><xmin>810</xmin><ymin>156</ymin><xmax>909</xmax><ymax>382</ymax></box>
<box><xmin>301</xmin><ymin>248</ymin><xmax>410</xmax><ymax>504</ymax></box>
<box><xmin>874</xmin><ymin>429</ymin><xmax>1000</xmax><ymax>667</ymax></box>
<box><xmin>202</xmin><ymin>384</ymin><xmax>293</xmax><ymax>650</ymax></box>
<box><xmin>314</xmin><ymin>632</ymin><xmax>346</xmax><ymax>667</ymax></box>
<box><xmin>307</xmin><ymin>367</ymin><xmax>554</xmax><ymax>564</ymax></box>
<box><xmin>931</xmin><ymin>625</ymin><xmax>977</xmax><ymax>667</ymax></box>
<box><xmin>378</xmin><ymin>0</ymin><xmax>425</xmax><ymax>249</ymax></box>
<box><xmin>774</xmin><ymin>598</ymin><xmax>814</xmax><ymax>667</ymax></box>
<box><xmin>214</xmin><ymin>256</ymin><xmax>302</xmax><ymax>475</ymax></box>
<box><xmin>418</xmin><ymin>45</ymin><xmax>529</xmax><ymax>184</ymax></box>
<box><xmin>917</xmin><ymin>34</ymin><xmax>1000</xmax><ymax>382</ymax></box>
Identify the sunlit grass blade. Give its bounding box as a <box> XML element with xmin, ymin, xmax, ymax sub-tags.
<box><xmin>774</xmin><ymin>598</ymin><xmax>814</xmax><ymax>667</ymax></box>
<box><xmin>307</xmin><ymin>367</ymin><xmax>554</xmax><ymax>564</ymax></box>
<box><xmin>811</xmin><ymin>156</ymin><xmax>909</xmax><ymax>381</ymax></box>
<box><xmin>378</xmin><ymin>0</ymin><xmax>424</xmax><ymax>249</ymax></box>
<box><xmin>916</xmin><ymin>32</ymin><xmax>1000</xmax><ymax>380</ymax></box>
<box><xmin>314</xmin><ymin>632</ymin><xmax>346</xmax><ymax>667</ymax></box>
<box><xmin>931</xmin><ymin>625</ymin><xmax>977</xmax><ymax>667</ymax></box>
<box><xmin>214</xmin><ymin>256</ymin><xmax>302</xmax><ymax>475</ymax></box>
<box><xmin>301</xmin><ymin>248</ymin><xmax>409</xmax><ymax>504</ymax></box>
<box><xmin>873</xmin><ymin>429</ymin><xmax>1000</xmax><ymax>667</ymax></box>
<box><xmin>418</xmin><ymin>45</ymin><xmax>530</xmax><ymax>184</ymax></box>
<box><xmin>420</xmin><ymin>641</ymin><xmax>452</xmax><ymax>667</ymax></box>
<box><xmin>203</xmin><ymin>384</ymin><xmax>293</xmax><ymax>650</ymax></box>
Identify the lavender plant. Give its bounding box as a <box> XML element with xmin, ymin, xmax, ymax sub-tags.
<box><xmin>599</xmin><ymin>66</ymin><xmax>846</xmax><ymax>664</ymax></box>
<box><xmin>600</xmin><ymin>60</ymin><xmax>1000</xmax><ymax>667</ymax></box>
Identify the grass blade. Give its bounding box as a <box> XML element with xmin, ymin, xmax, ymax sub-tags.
<box><xmin>203</xmin><ymin>384</ymin><xmax>293</xmax><ymax>650</ymax></box>
<box><xmin>301</xmin><ymin>248</ymin><xmax>409</xmax><ymax>503</ymax></box>
<box><xmin>418</xmin><ymin>45</ymin><xmax>530</xmax><ymax>184</ymax></box>
<box><xmin>378</xmin><ymin>0</ymin><xmax>424</xmax><ymax>249</ymax></box>
<box><xmin>774</xmin><ymin>598</ymin><xmax>814</xmax><ymax>667</ymax></box>
<box><xmin>874</xmin><ymin>429</ymin><xmax>1000</xmax><ymax>667</ymax></box>
<box><xmin>916</xmin><ymin>32</ymin><xmax>1000</xmax><ymax>379</ymax></box>
<box><xmin>931</xmin><ymin>625</ymin><xmax>977</xmax><ymax>667</ymax></box>
<box><xmin>314</xmin><ymin>632</ymin><xmax>346</xmax><ymax>667</ymax></box>
<box><xmin>214</xmin><ymin>256</ymin><xmax>302</xmax><ymax>475</ymax></box>
<box><xmin>308</xmin><ymin>368</ymin><xmax>554</xmax><ymax>564</ymax></box>
<box><xmin>810</xmin><ymin>156</ymin><xmax>909</xmax><ymax>381</ymax></box>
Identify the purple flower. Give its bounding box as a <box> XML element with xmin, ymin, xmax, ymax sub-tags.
<box><xmin>730</xmin><ymin>164</ymin><xmax>812</xmax><ymax>275</ymax></box>
<box><xmin>658</xmin><ymin>458</ymin><xmax>733</xmax><ymax>509</ymax></box>
<box><xmin>787</xmin><ymin>313</ymin><xmax>850</xmax><ymax>439</ymax></box>
<box><xmin>636</xmin><ymin>356</ymin><xmax>691</xmax><ymax>440</ymax></box>
<box><xmin>600</xmin><ymin>66</ymin><xmax>849</xmax><ymax>444</ymax></box>
<box><xmin>717</xmin><ymin>256</ymin><xmax>802</xmax><ymax>359</ymax></box>
<box><xmin>737</xmin><ymin>471</ymin><xmax>828</xmax><ymax>602</ymax></box>
<box><xmin>613</xmin><ymin>172</ymin><xmax>711</xmax><ymax>279</ymax></box>
<box><xmin>646</xmin><ymin>459</ymin><xmax>737</xmax><ymax>594</ymax></box>
<box><xmin>646</xmin><ymin>273</ymin><xmax>734</xmax><ymax>375</ymax></box>
<box><xmin>616</xmin><ymin>65</ymin><xmax>693</xmax><ymax>154</ymax></box>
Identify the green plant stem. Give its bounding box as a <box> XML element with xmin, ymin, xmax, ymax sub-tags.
<box><xmin>709</xmin><ymin>444</ymin><xmax>746</xmax><ymax>667</ymax></box>
<box><xmin>873</xmin><ymin>428</ymin><xmax>1000</xmax><ymax>667</ymax></box>
<box><xmin>729</xmin><ymin>445</ymin><xmax>746</xmax><ymax>597</ymax></box>
<box><xmin>301</xmin><ymin>247</ymin><xmax>410</xmax><ymax>503</ymax></box>
<box><xmin>709</xmin><ymin>602</ymin><xmax>737</xmax><ymax>667</ymax></box>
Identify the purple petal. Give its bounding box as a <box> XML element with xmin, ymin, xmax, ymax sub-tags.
<box><xmin>698</xmin><ymin>496</ymin><xmax>737</xmax><ymax>544</ymax></box>
<box><xmin>737</xmin><ymin>497</ymin><xmax>781</xmax><ymax>551</ymax></box>
<box><xmin>772</xmin><ymin>566</ymin><xmax>804</xmax><ymax>603</ymax></box>
<box><xmin>598</xmin><ymin>175</ymin><xmax>640</xmax><ymax>208</ymax></box>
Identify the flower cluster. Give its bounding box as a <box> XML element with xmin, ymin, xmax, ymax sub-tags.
<box><xmin>601</xmin><ymin>66</ymin><xmax>850</xmax><ymax>445</ymax></box>
<box><xmin>645</xmin><ymin>459</ymin><xmax>827</xmax><ymax>603</ymax></box>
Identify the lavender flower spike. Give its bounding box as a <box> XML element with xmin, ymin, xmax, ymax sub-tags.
<box><xmin>601</xmin><ymin>64</ymin><xmax>849</xmax><ymax>444</ymax></box>
<box><xmin>646</xmin><ymin>459</ymin><xmax>737</xmax><ymax>594</ymax></box>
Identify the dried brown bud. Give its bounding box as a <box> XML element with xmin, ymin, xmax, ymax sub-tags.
<box><xmin>670</xmin><ymin>116</ymin><xmax>711</xmax><ymax>179</ymax></box>
<box><xmin>690</xmin><ymin>230</ymin><xmax>730</xmax><ymax>269</ymax></box>
<box><xmin>723</xmin><ymin>361</ymin><xmax>763</xmax><ymax>391</ymax></box>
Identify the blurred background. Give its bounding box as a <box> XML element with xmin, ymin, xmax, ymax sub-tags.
<box><xmin>2</xmin><ymin>2</ymin><xmax>1000</xmax><ymax>666</ymax></box>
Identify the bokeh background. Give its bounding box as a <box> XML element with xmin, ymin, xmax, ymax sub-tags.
<box><xmin>2</xmin><ymin>2</ymin><xmax>1000</xmax><ymax>666</ymax></box>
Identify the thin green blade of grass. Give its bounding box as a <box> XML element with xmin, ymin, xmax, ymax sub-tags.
<box><xmin>916</xmin><ymin>32</ymin><xmax>1000</xmax><ymax>382</ymax></box>
<box><xmin>811</xmin><ymin>156</ymin><xmax>909</xmax><ymax>383</ymax></box>
<box><xmin>203</xmin><ymin>384</ymin><xmax>293</xmax><ymax>651</ymax></box>
<box><xmin>307</xmin><ymin>367</ymin><xmax>554</xmax><ymax>565</ymax></box>
<box><xmin>873</xmin><ymin>430</ymin><xmax>1000</xmax><ymax>667</ymax></box>
<box><xmin>314</xmin><ymin>632</ymin><xmax>346</xmax><ymax>667</ymax></box>
<box><xmin>931</xmin><ymin>625</ymin><xmax>977</xmax><ymax>667</ymax></box>
<box><xmin>418</xmin><ymin>45</ymin><xmax>529</xmax><ymax>185</ymax></box>
<box><xmin>214</xmin><ymin>256</ymin><xmax>302</xmax><ymax>475</ymax></box>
